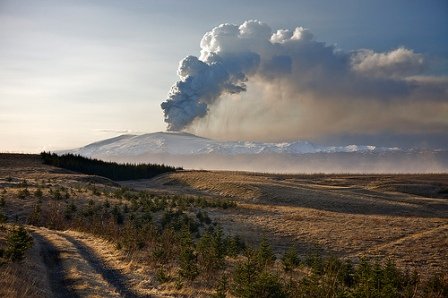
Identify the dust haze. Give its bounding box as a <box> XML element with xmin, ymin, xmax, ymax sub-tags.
<box><xmin>161</xmin><ymin>20</ymin><xmax>448</xmax><ymax>143</ymax></box>
<box><xmin>96</xmin><ymin>151</ymin><xmax>448</xmax><ymax>174</ymax></box>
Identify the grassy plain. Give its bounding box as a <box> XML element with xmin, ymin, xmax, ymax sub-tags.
<box><xmin>1</xmin><ymin>153</ymin><xmax>447</xmax><ymax>297</ymax></box>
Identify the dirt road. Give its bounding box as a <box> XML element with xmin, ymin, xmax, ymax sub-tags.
<box><xmin>31</xmin><ymin>228</ymin><xmax>149</xmax><ymax>298</ymax></box>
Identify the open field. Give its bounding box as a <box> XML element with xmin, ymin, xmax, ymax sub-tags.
<box><xmin>124</xmin><ymin>171</ymin><xmax>448</xmax><ymax>276</ymax></box>
<box><xmin>1</xmin><ymin>153</ymin><xmax>447</xmax><ymax>297</ymax></box>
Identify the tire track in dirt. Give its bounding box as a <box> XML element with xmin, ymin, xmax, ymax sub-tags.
<box><xmin>31</xmin><ymin>228</ymin><xmax>144</xmax><ymax>298</ymax></box>
<box><xmin>32</xmin><ymin>233</ymin><xmax>79</xmax><ymax>298</ymax></box>
<box><xmin>61</xmin><ymin>234</ymin><xmax>141</xmax><ymax>298</ymax></box>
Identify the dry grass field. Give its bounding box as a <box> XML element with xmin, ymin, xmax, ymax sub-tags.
<box><xmin>126</xmin><ymin>171</ymin><xmax>448</xmax><ymax>276</ymax></box>
<box><xmin>1</xmin><ymin>153</ymin><xmax>447</xmax><ymax>297</ymax></box>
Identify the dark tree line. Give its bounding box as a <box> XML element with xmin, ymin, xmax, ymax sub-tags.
<box><xmin>40</xmin><ymin>152</ymin><xmax>179</xmax><ymax>181</ymax></box>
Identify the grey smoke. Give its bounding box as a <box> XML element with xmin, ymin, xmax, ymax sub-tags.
<box><xmin>161</xmin><ymin>20</ymin><xmax>446</xmax><ymax>134</ymax></box>
<box><xmin>161</xmin><ymin>51</ymin><xmax>260</xmax><ymax>131</ymax></box>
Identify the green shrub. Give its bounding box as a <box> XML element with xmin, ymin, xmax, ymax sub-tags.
<box><xmin>5</xmin><ymin>226</ymin><xmax>33</xmax><ymax>261</ymax></box>
<box><xmin>251</xmin><ymin>271</ymin><xmax>287</xmax><ymax>298</ymax></box>
<box><xmin>112</xmin><ymin>205</ymin><xmax>124</xmax><ymax>225</ymax></box>
<box><xmin>155</xmin><ymin>268</ymin><xmax>172</xmax><ymax>284</ymax></box>
<box><xmin>232</xmin><ymin>249</ymin><xmax>261</xmax><ymax>297</ymax></box>
<box><xmin>256</xmin><ymin>237</ymin><xmax>276</xmax><ymax>269</ymax></box>
<box><xmin>196</xmin><ymin>210</ymin><xmax>212</xmax><ymax>224</ymax></box>
<box><xmin>282</xmin><ymin>245</ymin><xmax>300</xmax><ymax>273</ymax></box>
<box><xmin>27</xmin><ymin>204</ymin><xmax>42</xmax><ymax>225</ymax></box>
<box><xmin>178</xmin><ymin>226</ymin><xmax>198</xmax><ymax>281</ymax></box>
<box><xmin>423</xmin><ymin>273</ymin><xmax>448</xmax><ymax>297</ymax></box>
<box><xmin>197</xmin><ymin>227</ymin><xmax>226</xmax><ymax>275</ymax></box>
<box><xmin>214</xmin><ymin>274</ymin><xmax>228</xmax><ymax>298</ymax></box>
<box><xmin>64</xmin><ymin>202</ymin><xmax>77</xmax><ymax>220</ymax></box>
<box><xmin>17</xmin><ymin>188</ymin><xmax>30</xmax><ymax>199</ymax></box>
<box><xmin>225</xmin><ymin>235</ymin><xmax>246</xmax><ymax>257</ymax></box>
<box><xmin>52</xmin><ymin>188</ymin><xmax>63</xmax><ymax>200</ymax></box>
<box><xmin>0</xmin><ymin>210</ymin><xmax>7</xmax><ymax>223</ymax></box>
<box><xmin>34</xmin><ymin>188</ymin><xmax>43</xmax><ymax>198</ymax></box>
<box><xmin>304</xmin><ymin>252</ymin><xmax>324</xmax><ymax>275</ymax></box>
<box><xmin>232</xmin><ymin>247</ymin><xmax>287</xmax><ymax>298</ymax></box>
<box><xmin>161</xmin><ymin>210</ymin><xmax>199</xmax><ymax>233</ymax></box>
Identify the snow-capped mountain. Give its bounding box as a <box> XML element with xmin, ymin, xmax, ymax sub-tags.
<box><xmin>66</xmin><ymin>131</ymin><xmax>400</xmax><ymax>157</ymax></box>
<box><xmin>61</xmin><ymin>132</ymin><xmax>448</xmax><ymax>173</ymax></box>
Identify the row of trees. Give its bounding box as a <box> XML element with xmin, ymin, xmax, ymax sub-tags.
<box><xmin>40</xmin><ymin>152</ymin><xmax>179</xmax><ymax>180</ymax></box>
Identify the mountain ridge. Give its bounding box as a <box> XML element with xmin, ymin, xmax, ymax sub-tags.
<box><xmin>58</xmin><ymin>132</ymin><xmax>448</xmax><ymax>173</ymax></box>
<box><xmin>65</xmin><ymin>131</ymin><xmax>402</xmax><ymax>157</ymax></box>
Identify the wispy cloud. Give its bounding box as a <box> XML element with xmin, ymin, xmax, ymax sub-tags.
<box><xmin>93</xmin><ymin>129</ymin><xmax>142</xmax><ymax>134</ymax></box>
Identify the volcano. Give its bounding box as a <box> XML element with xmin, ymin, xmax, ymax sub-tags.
<box><xmin>60</xmin><ymin>132</ymin><xmax>448</xmax><ymax>173</ymax></box>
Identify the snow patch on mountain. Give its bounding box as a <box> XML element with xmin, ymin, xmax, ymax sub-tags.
<box><xmin>65</xmin><ymin>131</ymin><xmax>402</xmax><ymax>157</ymax></box>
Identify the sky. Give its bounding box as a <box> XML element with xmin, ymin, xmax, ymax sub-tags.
<box><xmin>1</xmin><ymin>0</ymin><xmax>447</xmax><ymax>152</ymax></box>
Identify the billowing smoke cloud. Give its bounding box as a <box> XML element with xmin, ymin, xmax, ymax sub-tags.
<box><xmin>161</xmin><ymin>20</ymin><xmax>448</xmax><ymax>140</ymax></box>
<box><xmin>161</xmin><ymin>52</ymin><xmax>259</xmax><ymax>131</ymax></box>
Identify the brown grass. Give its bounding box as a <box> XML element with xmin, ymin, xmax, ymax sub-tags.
<box><xmin>136</xmin><ymin>170</ymin><xmax>448</xmax><ymax>276</ymax></box>
<box><xmin>1</xmin><ymin>153</ymin><xmax>447</xmax><ymax>296</ymax></box>
<box><xmin>0</xmin><ymin>224</ymin><xmax>52</xmax><ymax>298</ymax></box>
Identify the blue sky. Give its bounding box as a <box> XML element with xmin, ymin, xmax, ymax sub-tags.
<box><xmin>1</xmin><ymin>0</ymin><xmax>447</xmax><ymax>152</ymax></box>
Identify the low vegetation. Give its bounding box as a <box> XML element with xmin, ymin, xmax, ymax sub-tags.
<box><xmin>1</xmin><ymin>154</ymin><xmax>447</xmax><ymax>297</ymax></box>
<box><xmin>2</xmin><ymin>180</ymin><xmax>445</xmax><ymax>297</ymax></box>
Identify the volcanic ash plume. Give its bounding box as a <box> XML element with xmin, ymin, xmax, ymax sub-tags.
<box><xmin>161</xmin><ymin>52</ymin><xmax>260</xmax><ymax>131</ymax></box>
<box><xmin>161</xmin><ymin>20</ymin><xmax>448</xmax><ymax>138</ymax></box>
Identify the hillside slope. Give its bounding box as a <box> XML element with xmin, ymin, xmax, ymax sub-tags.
<box><xmin>1</xmin><ymin>154</ymin><xmax>447</xmax><ymax>296</ymax></box>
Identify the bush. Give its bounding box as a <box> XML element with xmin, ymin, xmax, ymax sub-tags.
<box><xmin>232</xmin><ymin>249</ymin><xmax>261</xmax><ymax>297</ymax></box>
<box><xmin>226</xmin><ymin>235</ymin><xmax>246</xmax><ymax>257</ymax></box>
<box><xmin>256</xmin><ymin>238</ymin><xmax>276</xmax><ymax>269</ymax></box>
<box><xmin>5</xmin><ymin>226</ymin><xmax>33</xmax><ymax>261</ymax></box>
<box><xmin>34</xmin><ymin>188</ymin><xmax>43</xmax><ymax>198</ymax></box>
<box><xmin>27</xmin><ymin>204</ymin><xmax>42</xmax><ymax>225</ymax></box>
<box><xmin>196</xmin><ymin>210</ymin><xmax>212</xmax><ymax>224</ymax></box>
<box><xmin>112</xmin><ymin>205</ymin><xmax>124</xmax><ymax>225</ymax></box>
<box><xmin>155</xmin><ymin>268</ymin><xmax>172</xmax><ymax>284</ymax></box>
<box><xmin>52</xmin><ymin>188</ymin><xmax>63</xmax><ymax>200</ymax></box>
<box><xmin>232</xmin><ymin>248</ymin><xmax>287</xmax><ymax>298</ymax></box>
<box><xmin>214</xmin><ymin>274</ymin><xmax>228</xmax><ymax>298</ymax></box>
<box><xmin>0</xmin><ymin>210</ymin><xmax>7</xmax><ymax>223</ymax></box>
<box><xmin>161</xmin><ymin>210</ymin><xmax>199</xmax><ymax>233</ymax></box>
<box><xmin>304</xmin><ymin>252</ymin><xmax>324</xmax><ymax>275</ymax></box>
<box><xmin>17</xmin><ymin>188</ymin><xmax>30</xmax><ymax>199</ymax></box>
<box><xmin>178</xmin><ymin>226</ymin><xmax>199</xmax><ymax>281</ymax></box>
<box><xmin>251</xmin><ymin>271</ymin><xmax>287</xmax><ymax>298</ymax></box>
<box><xmin>423</xmin><ymin>274</ymin><xmax>448</xmax><ymax>297</ymax></box>
<box><xmin>197</xmin><ymin>227</ymin><xmax>226</xmax><ymax>276</ymax></box>
<box><xmin>282</xmin><ymin>245</ymin><xmax>300</xmax><ymax>273</ymax></box>
<box><xmin>64</xmin><ymin>202</ymin><xmax>77</xmax><ymax>220</ymax></box>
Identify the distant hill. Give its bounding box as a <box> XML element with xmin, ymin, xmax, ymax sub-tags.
<box><xmin>62</xmin><ymin>131</ymin><xmax>448</xmax><ymax>173</ymax></box>
<box><xmin>66</xmin><ymin>131</ymin><xmax>402</xmax><ymax>156</ymax></box>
